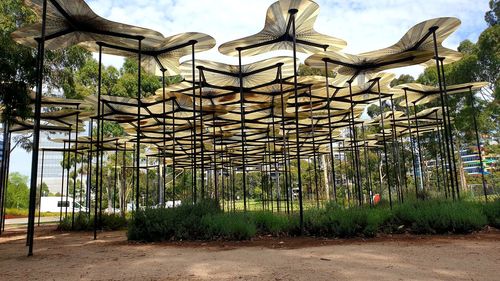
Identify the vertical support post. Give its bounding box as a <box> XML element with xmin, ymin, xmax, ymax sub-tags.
<box><xmin>376</xmin><ymin>80</ymin><xmax>392</xmax><ymax>208</ymax></box>
<box><xmin>237</xmin><ymin>49</ymin><xmax>247</xmax><ymax>211</ymax></box>
<box><xmin>469</xmin><ymin>88</ymin><xmax>488</xmax><ymax>201</ymax></box>
<box><xmin>113</xmin><ymin>140</ymin><xmax>118</xmax><ymax>213</ymax></box>
<box><xmin>403</xmin><ymin>89</ymin><xmax>419</xmax><ymax>198</ymax></box>
<box><xmin>191</xmin><ymin>43</ymin><xmax>197</xmax><ymax>204</ymax></box>
<box><xmin>27</xmin><ymin>0</ymin><xmax>47</xmax><ymax>256</ymax></box>
<box><xmin>289</xmin><ymin>9</ymin><xmax>304</xmax><ymax>230</ymax></box>
<box><xmin>413</xmin><ymin>103</ymin><xmax>425</xmax><ymax>193</ymax></box>
<box><xmin>93</xmin><ymin>43</ymin><xmax>103</xmax><ymax>240</ymax></box>
<box><xmin>431</xmin><ymin>29</ymin><xmax>456</xmax><ymax>200</ymax></box>
<box><xmin>172</xmin><ymin>98</ymin><xmax>176</xmax><ymax>206</ymax></box>
<box><xmin>38</xmin><ymin>150</ymin><xmax>45</xmax><ymax>226</ymax></box>
<box><xmin>324</xmin><ymin>61</ymin><xmax>337</xmax><ymax>202</ymax></box>
<box><xmin>71</xmin><ymin>108</ymin><xmax>80</xmax><ymax>228</ymax></box>
<box><xmin>135</xmin><ymin>38</ymin><xmax>143</xmax><ymax>211</ymax></box>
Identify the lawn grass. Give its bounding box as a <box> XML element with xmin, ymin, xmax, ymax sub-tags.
<box><xmin>5</xmin><ymin>208</ymin><xmax>57</xmax><ymax>217</ymax></box>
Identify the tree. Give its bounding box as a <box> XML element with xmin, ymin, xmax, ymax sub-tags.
<box><xmin>390</xmin><ymin>74</ymin><xmax>415</xmax><ymax>87</ymax></box>
<box><xmin>0</xmin><ymin>0</ymin><xmax>92</xmax><ymax>123</ymax></box>
<box><xmin>485</xmin><ymin>0</ymin><xmax>499</xmax><ymax>27</ymax></box>
<box><xmin>5</xmin><ymin>172</ymin><xmax>30</xmax><ymax>209</ymax></box>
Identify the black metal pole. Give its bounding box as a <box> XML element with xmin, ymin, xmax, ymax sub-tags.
<box><xmin>439</xmin><ymin>59</ymin><xmax>460</xmax><ymax>198</ymax></box>
<box><xmin>413</xmin><ymin>103</ymin><xmax>425</xmax><ymax>194</ymax></box>
<box><xmin>237</xmin><ymin>49</ymin><xmax>247</xmax><ymax>211</ymax></box>
<box><xmin>289</xmin><ymin>9</ymin><xmax>304</xmax><ymax>230</ymax></box>
<box><xmin>198</xmin><ymin>69</ymin><xmax>205</xmax><ymax>199</ymax></box>
<box><xmin>135</xmin><ymin>38</ymin><xmax>143</xmax><ymax>211</ymax></box>
<box><xmin>38</xmin><ymin>150</ymin><xmax>45</xmax><ymax>226</ymax></box>
<box><xmin>113</xmin><ymin>140</ymin><xmax>118</xmax><ymax>213</ymax></box>
<box><xmin>172</xmin><ymin>98</ymin><xmax>176</xmax><ymax>206</ymax></box>
<box><xmin>191</xmin><ymin>43</ymin><xmax>197</xmax><ymax>204</ymax></box>
<box><xmin>161</xmin><ymin>69</ymin><xmax>167</xmax><ymax>207</ymax></box>
<box><xmin>403</xmin><ymin>89</ymin><xmax>419</xmax><ymax>198</ymax></box>
<box><xmin>94</xmin><ymin>43</ymin><xmax>103</xmax><ymax>240</ymax></box>
<box><xmin>71</xmin><ymin>109</ymin><xmax>80</xmax><ymax>228</ymax></box>
<box><xmin>59</xmin><ymin>142</ymin><xmax>66</xmax><ymax>223</ymax></box>
<box><xmin>27</xmin><ymin>0</ymin><xmax>47</xmax><ymax>256</ymax></box>
<box><xmin>431</xmin><ymin>29</ymin><xmax>456</xmax><ymax>200</ymax></box>
<box><xmin>324</xmin><ymin>61</ymin><xmax>338</xmax><ymax>202</ymax></box>
<box><xmin>347</xmin><ymin>82</ymin><xmax>362</xmax><ymax>206</ymax></box>
<box><xmin>376</xmin><ymin>80</ymin><xmax>392</xmax><ymax>208</ymax></box>
<box><xmin>468</xmin><ymin>88</ymin><xmax>488</xmax><ymax>201</ymax></box>
<box><xmin>389</xmin><ymin>96</ymin><xmax>402</xmax><ymax>203</ymax></box>
<box><xmin>65</xmin><ymin>129</ymin><xmax>72</xmax><ymax>219</ymax></box>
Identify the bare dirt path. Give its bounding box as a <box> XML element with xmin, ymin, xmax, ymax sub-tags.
<box><xmin>0</xmin><ymin>225</ymin><xmax>499</xmax><ymax>281</ymax></box>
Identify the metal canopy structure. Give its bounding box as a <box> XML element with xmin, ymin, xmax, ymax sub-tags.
<box><xmin>0</xmin><ymin>0</ymin><xmax>491</xmax><ymax>256</ymax></box>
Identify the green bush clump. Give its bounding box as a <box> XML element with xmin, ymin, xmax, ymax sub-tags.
<box><xmin>58</xmin><ymin>213</ymin><xmax>127</xmax><ymax>231</ymax></box>
<box><xmin>392</xmin><ymin>200</ymin><xmax>487</xmax><ymax>234</ymax></box>
<box><xmin>127</xmin><ymin>199</ymin><xmax>222</xmax><ymax>241</ymax></box>
<box><xmin>304</xmin><ymin>207</ymin><xmax>391</xmax><ymax>238</ymax></box>
<box><xmin>251</xmin><ymin>211</ymin><xmax>299</xmax><ymax>235</ymax></box>
<box><xmin>202</xmin><ymin>213</ymin><xmax>256</xmax><ymax>240</ymax></box>
<box><xmin>127</xmin><ymin>199</ymin><xmax>499</xmax><ymax>242</ymax></box>
<box><xmin>481</xmin><ymin>199</ymin><xmax>500</xmax><ymax>228</ymax></box>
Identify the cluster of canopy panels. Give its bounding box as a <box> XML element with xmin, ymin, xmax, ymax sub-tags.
<box><xmin>2</xmin><ymin>0</ymin><xmax>490</xmax><ymax>250</ymax></box>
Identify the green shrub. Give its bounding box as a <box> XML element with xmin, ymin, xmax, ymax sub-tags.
<box><xmin>303</xmin><ymin>207</ymin><xmax>391</xmax><ymax>238</ymax></box>
<box><xmin>202</xmin><ymin>213</ymin><xmax>256</xmax><ymax>240</ymax></box>
<box><xmin>482</xmin><ymin>199</ymin><xmax>500</xmax><ymax>228</ymax></box>
<box><xmin>127</xmin><ymin>199</ymin><xmax>498</xmax><ymax>242</ymax></box>
<box><xmin>100</xmin><ymin>214</ymin><xmax>128</xmax><ymax>230</ymax></box>
<box><xmin>128</xmin><ymin>199</ymin><xmax>221</xmax><ymax>241</ymax></box>
<box><xmin>251</xmin><ymin>211</ymin><xmax>297</xmax><ymax>235</ymax></box>
<box><xmin>58</xmin><ymin>213</ymin><xmax>127</xmax><ymax>231</ymax></box>
<box><xmin>392</xmin><ymin>200</ymin><xmax>488</xmax><ymax>234</ymax></box>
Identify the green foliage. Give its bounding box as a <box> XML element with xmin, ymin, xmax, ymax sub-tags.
<box><xmin>127</xmin><ymin>199</ymin><xmax>221</xmax><ymax>241</ymax></box>
<box><xmin>392</xmin><ymin>200</ymin><xmax>488</xmax><ymax>234</ymax></box>
<box><xmin>5</xmin><ymin>172</ymin><xmax>29</xmax><ymax>209</ymax></box>
<box><xmin>251</xmin><ymin>211</ymin><xmax>298</xmax><ymax>235</ymax></box>
<box><xmin>482</xmin><ymin>199</ymin><xmax>500</xmax><ymax>228</ymax></box>
<box><xmin>304</xmin><ymin>207</ymin><xmax>391</xmax><ymax>238</ymax></box>
<box><xmin>4</xmin><ymin>208</ymin><xmax>54</xmax><ymax>217</ymax></box>
<box><xmin>58</xmin><ymin>213</ymin><xmax>127</xmax><ymax>231</ymax></box>
<box><xmin>1</xmin><ymin>0</ymin><xmax>92</xmax><ymax>122</ymax></box>
<box><xmin>390</xmin><ymin>74</ymin><xmax>415</xmax><ymax>87</ymax></box>
<box><xmin>485</xmin><ymin>0</ymin><xmax>499</xmax><ymax>26</ymax></box>
<box><xmin>202</xmin><ymin>213</ymin><xmax>256</xmax><ymax>240</ymax></box>
<box><xmin>128</xmin><ymin>199</ymin><xmax>498</xmax><ymax>242</ymax></box>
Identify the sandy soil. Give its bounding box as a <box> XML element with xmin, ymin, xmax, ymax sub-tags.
<box><xmin>0</xmin><ymin>225</ymin><xmax>499</xmax><ymax>281</ymax></box>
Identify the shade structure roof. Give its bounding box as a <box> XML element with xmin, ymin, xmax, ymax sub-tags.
<box><xmin>8</xmin><ymin>0</ymin><xmax>474</xmax><ymax>171</ymax></box>
<box><xmin>80</xmin><ymin>32</ymin><xmax>216</xmax><ymax>76</ymax></box>
<box><xmin>305</xmin><ymin>17</ymin><xmax>461</xmax><ymax>78</ymax></box>
<box><xmin>218</xmin><ymin>0</ymin><xmax>346</xmax><ymax>57</ymax></box>
<box><xmin>395</xmin><ymin>82</ymin><xmax>489</xmax><ymax>107</ymax></box>
<box><xmin>180</xmin><ymin>56</ymin><xmax>298</xmax><ymax>88</ymax></box>
<box><xmin>360</xmin><ymin>17</ymin><xmax>461</xmax><ymax>56</ymax></box>
<box><xmin>305</xmin><ymin>49</ymin><xmax>434</xmax><ymax>78</ymax></box>
<box><xmin>28</xmin><ymin>92</ymin><xmax>93</xmax><ymax>109</ymax></box>
<box><xmin>12</xmin><ymin>0</ymin><xmax>164</xmax><ymax>50</ymax></box>
<box><xmin>8</xmin><ymin>118</ymin><xmax>76</xmax><ymax>133</ymax></box>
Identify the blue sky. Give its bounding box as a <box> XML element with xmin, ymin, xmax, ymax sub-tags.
<box><xmin>9</xmin><ymin>0</ymin><xmax>491</xmax><ymax>179</ymax></box>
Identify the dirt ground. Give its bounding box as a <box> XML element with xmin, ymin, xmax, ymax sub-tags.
<box><xmin>0</xmin><ymin>225</ymin><xmax>499</xmax><ymax>281</ymax></box>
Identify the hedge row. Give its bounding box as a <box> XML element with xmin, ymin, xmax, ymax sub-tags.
<box><xmin>127</xmin><ymin>199</ymin><xmax>500</xmax><ymax>242</ymax></box>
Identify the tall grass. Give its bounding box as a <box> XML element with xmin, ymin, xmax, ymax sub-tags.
<box><xmin>124</xmin><ymin>199</ymin><xmax>499</xmax><ymax>242</ymax></box>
